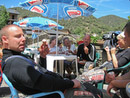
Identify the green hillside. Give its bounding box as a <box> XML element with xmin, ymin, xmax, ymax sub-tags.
<box><xmin>99</xmin><ymin>15</ymin><xmax>128</xmax><ymax>30</ymax></box>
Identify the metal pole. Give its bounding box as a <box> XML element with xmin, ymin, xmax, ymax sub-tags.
<box><xmin>56</xmin><ymin>3</ymin><xmax>59</xmax><ymax>55</ymax></box>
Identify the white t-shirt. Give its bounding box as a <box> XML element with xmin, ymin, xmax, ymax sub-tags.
<box><xmin>48</xmin><ymin>45</ymin><xmax>56</xmax><ymax>53</ymax></box>
<box><xmin>62</xmin><ymin>44</ymin><xmax>76</xmax><ymax>55</ymax></box>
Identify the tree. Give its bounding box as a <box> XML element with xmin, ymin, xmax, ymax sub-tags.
<box><xmin>128</xmin><ymin>16</ymin><xmax>130</xmax><ymax>21</ymax></box>
<box><xmin>0</xmin><ymin>6</ymin><xmax>9</xmax><ymax>29</ymax></box>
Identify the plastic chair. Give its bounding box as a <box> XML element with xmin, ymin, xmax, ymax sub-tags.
<box><xmin>97</xmin><ymin>62</ymin><xmax>130</xmax><ymax>90</ymax></box>
<box><xmin>107</xmin><ymin>62</ymin><xmax>130</xmax><ymax>74</ymax></box>
<box><xmin>126</xmin><ymin>82</ymin><xmax>130</xmax><ymax>97</ymax></box>
<box><xmin>94</xmin><ymin>52</ymin><xmax>100</xmax><ymax>67</ymax></box>
<box><xmin>2</xmin><ymin>73</ymin><xmax>65</xmax><ymax>98</ymax></box>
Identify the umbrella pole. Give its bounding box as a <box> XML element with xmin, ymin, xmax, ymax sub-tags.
<box><xmin>56</xmin><ymin>3</ymin><xmax>59</xmax><ymax>55</ymax></box>
<box><xmin>32</xmin><ymin>31</ymin><xmax>34</xmax><ymax>48</ymax></box>
<box><xmin>37</xmin><ymin>28</ymin><xmax>39</xmax><ymax>49</ymax></box>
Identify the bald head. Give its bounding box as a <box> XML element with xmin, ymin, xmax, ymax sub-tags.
<box><xmin>83</xmin><ymin>34</ymin><xmax>90</xmax><ymax>39</ymax></box>
<box><xmin>0</xmin><ymin>24</ymin><xmax>26</xmax><ymax>52</ymax></box>
<box><xmin>0</xmin><ymin>24</ymin><xmax>21</xmax><ymax>39</ymax></box>
<box><xmin>83</xmin><ymin>34</ymin><xmax>91</xmax><ymax>46</ymax></box>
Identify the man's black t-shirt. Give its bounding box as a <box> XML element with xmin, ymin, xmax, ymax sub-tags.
<box><xmin>77</xmin><ymin>43</ymin><xmax>96</xmax><ymax>62</ymax></box>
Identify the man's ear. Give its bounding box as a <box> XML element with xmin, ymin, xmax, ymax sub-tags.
<box><xmin>2</xmin><ymin>36</ymin><xmax>8</xmax><ymax>44</ymax></box>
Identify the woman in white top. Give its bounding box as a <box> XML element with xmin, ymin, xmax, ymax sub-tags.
<box><xmin>48</xmin><ymin>36</ymin><xmax>56</xmax><ymax>54</ymax></box>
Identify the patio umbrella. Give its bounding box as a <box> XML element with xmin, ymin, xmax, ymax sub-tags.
<box><xmin>14</xmin><ymin>17</ymin><xmax>64</xmax><ymax>48</ymax></box>
<box><xmin>19</xmin><ymin>0</ymin><xmax>96</xmax><ymax>20</ymax></box>
<box><xmin>13</xmin><ymin>17</ymin><xmax>64</xmax><ymax>30</ymax></box>
<box><xmin>19</xmin><ymin>0</ymin><xmax>96</xmax><ymax>54</ymax></box>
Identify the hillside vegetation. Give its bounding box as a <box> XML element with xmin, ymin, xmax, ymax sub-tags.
<box><xmin>99</xmin><ymin>15</ymin><xmax>128</xmax><ymax>30</ymax></box>
<box><xmin>10</xmin><ymin>7</ymin><xmax>128</xmax><ymax>41</ymax></box>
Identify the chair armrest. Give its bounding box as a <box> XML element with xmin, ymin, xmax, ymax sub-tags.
<box><xmin>2</xmin><ymin>73</ymin><xmax>19</xmax><ymax>98</ymax></box>
<box><xmin>28</xmin><ymin>91</ymin><xmax>64</xmax><ymax>98</ymax></box>
<box><xmin>107</xmin><ymin>62</ymin><xmax>130</xmax><ymax>73</ymax></box>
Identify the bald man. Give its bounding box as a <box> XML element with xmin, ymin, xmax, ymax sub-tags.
<box><xmin>77</xmin><ymin>34</ymin><xmax>96</xmax><ymax>73</ymax></box>
<box><xmin>0</xmin><ymin>24</ymin><xmax>80</xmax><ymax>97</ymax></box>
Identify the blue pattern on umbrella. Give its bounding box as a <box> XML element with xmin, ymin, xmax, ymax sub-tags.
<box><xmin>19</xmin><ymin>0</ymin><xmax>96</xmax><ymax>20</ymax></box>
<box><xmin>13</xmin><ymin>17</ymin><xmax>64</xmax><ymax>30</ymax></box>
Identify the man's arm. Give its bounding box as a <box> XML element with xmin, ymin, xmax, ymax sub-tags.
<box><xmin>116</xmin><ymin>71</ymin><xmax>130</xmax><ymax>80</ymax></box>
<box><xmin>107</xmin><ymin>79</ymin><xmax>130</xmax><ymax>96</ymax></box>
<box><xmin>88</xmin><ymin>44</ymin><xmax>96</xmax><ymax>61</ymax></box>
<box><xmin>107</xmin><ymin>71</ymin><xmax>130</xmax><ymax>96</ymax></box>
<box><xmin>111</xmin><ymin>47</ymin><xmax>118</xmax><ymax>68</ymax></box>
<box><xmin>12</xmin><ymin>58</ymin><xmax>79</xmax><ymax>92</ymax></box>
<box><xmin>104</xmin><ymin>46</ymin><xmax>112</xmax><ymax>61</ymax></box>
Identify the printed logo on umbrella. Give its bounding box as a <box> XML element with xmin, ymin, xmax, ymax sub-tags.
<box><xmin>78</xmin><ymin>0</ymin><xmax>89</xmax><ymax>10</ymax></box>
<box><xmin>64</xmin><ymin>6</ymin><xmax>83</xmax><ymax>18</ymax></box>
<box><xmin>48</xmin><ymin>23</ymin><xmax>57</xmax><ymax>27</ymax></box>
<box><xmin>29</xmin><ymin>5</ymin><xmax>47</xmax><ymax>13</ymax></box>
<box><xmin>67</xmin><ymin>10</ymin><xmax>81</xmax><ymax>18</ymax></box>
<box><xmin>19</xmin><ymin>20</ymin><xmax>28</xmax><ymax>26</ymax></box>
<box><xmin>28</xmin><ymin>0</ymin><xmax>42</xmax><ymax>5</ymax></box>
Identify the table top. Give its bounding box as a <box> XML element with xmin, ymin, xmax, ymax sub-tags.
<box><xmin>46</xmin><ymin>54</ymin><xmax>77</xmax><ymax>60</ymax></box>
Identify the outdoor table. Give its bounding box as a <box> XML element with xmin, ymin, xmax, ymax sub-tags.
<box><xmin>46</xmin><ymin>54</ymin><xmax>78</xmax><ymax>77</ymax></box>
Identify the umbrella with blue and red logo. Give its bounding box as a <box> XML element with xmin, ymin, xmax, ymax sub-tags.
<box><xmin>20</xmin><ymin>0</ymin><xmax>96</xmax><ymax>20</ymax></box>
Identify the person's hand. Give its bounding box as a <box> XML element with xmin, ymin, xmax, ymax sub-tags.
<box><xmin>44</xmin><ymin>45</ymin><xmax>49</xmax><ymax>54</ymax></box>
<box><xmin>40</xmin><ymin>43</ymin><xmax>49</xmax><ymax>58</ymax></box>
<box><xmin>105</xmin><ymin>72</ymin><xmax>115</xmax><ymax>83</ymax></box>
<box><xmin>79</xmin><ymin>60</ymin><xmax>86</xmax><ymax>65</ymax></box>
<box><xmin>104</xmin><ymin>46</ymin><xmax>109</xmax><ymax>52</ymax></box>
<box><xmin>68</xmin><ymin>49</ymin><xmax>72</xmax><ymax>53</ymax></box>
<box><xmin>107</xmin><ymin>81</ymin><xmax>117</xmax><ymax>97</ymax></box>
<box><xmin>72</xmin><ymin>79</ymin><xmax>81</xmax><ymax>88</ymax></box>
<box><xmin>111</xmin><ymin>47</ymin><xmax>116</xmax><ymax>55</ymax></box>
<box><xmin>84</xmin><ymin>46</ymin><xmax>89</xmax><ymax>54</ymax></box>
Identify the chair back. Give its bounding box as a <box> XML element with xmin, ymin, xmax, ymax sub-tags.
<box><xmin>2</xmin><ymin>73</ymin><xmax>19</xmax><ymax>98</ymax></box>
<box><xmin>94</xmin><ymin>52</ymin><xmax>100</xmax><ymax>67</ymax></box>
<box><xmin>2</xmin><ymin>73</ymin><xmax>65</xmax><ymax>98</ymax></box>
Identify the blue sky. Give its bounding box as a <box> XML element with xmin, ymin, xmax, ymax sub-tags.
<box><xmin>1</xmin><ymin>0</ymin><xmax>130</xmax><ymax>19</ymax></box>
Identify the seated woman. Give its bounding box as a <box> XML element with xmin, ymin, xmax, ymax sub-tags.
<box><xmin>48</xmin><ymin>36</ymin><xmax>56</xmax><ymax>54</ymax></box>
<box><xmin>100</xmin><ymin>31</ymin><xmax>129</xmax><ymax>70</ymax></box>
